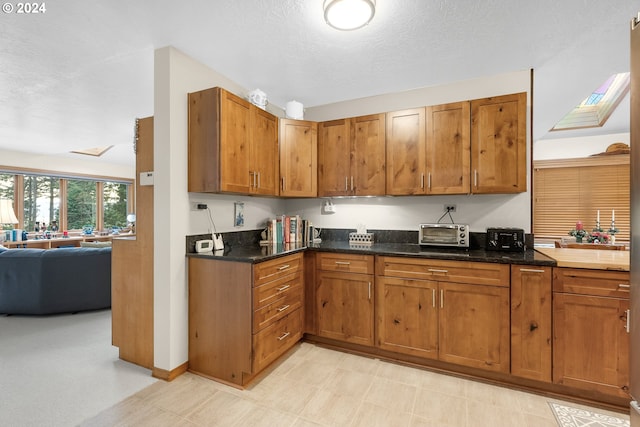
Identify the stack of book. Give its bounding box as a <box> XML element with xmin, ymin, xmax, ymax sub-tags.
<box><xmin>262</xmin><ymin>215</ymin><xmax>314</xmax><ymax>245</ymax></box>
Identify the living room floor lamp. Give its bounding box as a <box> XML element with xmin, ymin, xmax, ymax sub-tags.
<box><xmin>0</xmin><ymin>199</ymin><xmax>19</xmax><ymax>243</ymax></box>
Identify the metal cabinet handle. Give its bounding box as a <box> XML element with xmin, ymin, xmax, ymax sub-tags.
<box><xmin>277</xmin><ymin>332</ymin><xmax>290</xmax><ymax>341</ymax></box>
<box><xmin>474</xmin><ymin>170</ymin><xmax>478</xmax><ymax>187</ymax></box>
<box><xmin>440</xmin><ymin>289</ymin><xmax>444</xmax><ymax>308</ymax></box>
<box><xmin>428</xmin><ymin>172</ymin><xmax>432</xmax><ymax>190</ymax></box>
<box><xmin>428</xmin><ymin>268</ymin><xmax>448</xmax><ymax>274</ymax></box>
<box><xmin>626</xmin><ymin>309</ymin><xmax>631</xmax><ymax>333</ymax></box>
<box><xmin>276</xmin><ymin>284</ymin><xmax>291</xmax><ymax>292</ymax></box>
<box><xmin>345</xmin><ymin>176</ymin><xmax>348</xmax><ymax>191</ymax></box>
<box><xmin>277</xmin><ymin>304</ymin><xmax>290</xmax><ymax>312</ymax></box>
<box><xmin>432</xmin><ymin>289</ymin><xmax>436</xmax><ymax>308</ymax></box>
<box><xmin>335</xmin><ymin>261</ymin><xmax>351</xmax><ymax>265</ymax></box>
<box><xmin>250</xmin><ymin>171</ymin><xmax>255</xmax><ymax>188</ymax></box>
<box><xmin>520</xmin><ymin>268</ymin><xmax>545</xmax><ymax>273</ymax></box>
<box><xmin>277</xmin><ymin>264</ymin><xmax>290</xmax><ymax>271</ymax></box>
<box><xmin>421</xmin><ymin>173</ymin><xmax>425</xmax><ymax>189</ymax></box>
<box><xmin>618</xmin><ymin>284</ymin><xmax>631</xmax><ymax>289</ymax></box>
<box><xmin>257</xmin><ymin>172</ymin><xmax>260</xmax><ymax>189</ymax></box>
<box><xmin>368</xmin><ymin>282</ymin><xmax>371</xmax><ymax>300</ymax></box>
<box><xmin>350</xmin><ymin>176</ymin><xmax>354</xmax><ymax>191</ymax></box>
<box><xmin>281</xmin><ymin>177</ymin><xmax>285</xmax><ymax>191</ymax></box>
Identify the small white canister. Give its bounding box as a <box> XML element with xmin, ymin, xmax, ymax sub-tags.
<box><xmin>285</xmin><ymin>100</ymin><xmax>304</xmax><ymax>119</ymax></box>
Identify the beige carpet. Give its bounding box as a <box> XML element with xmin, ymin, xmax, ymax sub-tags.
<box><xmin>550</xmin><ymin>402</ymin><xmax>629</xmax><ymax>427</ymax></box>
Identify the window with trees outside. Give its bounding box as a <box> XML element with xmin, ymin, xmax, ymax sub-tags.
<box><xmin>0</xmin><ymin>169</ymin><xmax>133</xmax><ymax>234</ymax></box>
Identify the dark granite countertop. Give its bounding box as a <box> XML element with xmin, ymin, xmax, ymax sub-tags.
<box><xmin>186</xmin><ymin>240</ymin><xmax>556</xmax><ymax>266</ymax></box>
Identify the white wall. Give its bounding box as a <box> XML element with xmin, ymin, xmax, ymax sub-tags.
<box><xmin>0</xmin><ymin>148</ymin><xmax>134</xmax><ymax>179</ymax></box>
<box><xmin>534</xmin><ymin>132</ymin><xmax>629</xmax><ymax>160</ymax></box>
<box><xmin>153</xmin><ymin>47</ymin><xmax>286</xmax><ymax>372</ymax></box>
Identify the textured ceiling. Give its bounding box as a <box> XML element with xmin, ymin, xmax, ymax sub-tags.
<box><xmin>0</xmin><ymin>0</ymin><xmax>637</xmax><ymax>166</ymax></box>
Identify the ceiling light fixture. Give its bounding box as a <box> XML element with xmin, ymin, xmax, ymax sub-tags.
<box><xmin>323</xmin><ymin>0</ymin><xmax>375</xmax><ymax>31</ymax></box>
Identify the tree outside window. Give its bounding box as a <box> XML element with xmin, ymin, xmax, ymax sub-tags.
<box><xmin>67</xmin><ymin>179</ymin><xmax>97</xmax><ymax>230</ymax></box>
<box><xmin>103</xmin><ymin>181</ymin><xmax>128</xmax><ymax>230</ymax></box>
<box><xmin>23</xmin><ymin>176</ymin><xmax>60</xmax><ymax>232</ymax></box>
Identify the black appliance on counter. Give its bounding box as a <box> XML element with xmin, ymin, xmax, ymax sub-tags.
<box><xmin>485</xmin><ymin>227</ymin><xmax>525</xmax><ymax>252</ymax></box>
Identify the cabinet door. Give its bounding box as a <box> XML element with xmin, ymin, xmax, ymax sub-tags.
<box><xmin>250</xmin><ymin>107</ymin><xmax>279</xmax><ymax>195</ymax></box>
<box><xmin>510</xmin><ymin>265</ymin><xmax>552</xmax><ymax>382</ymax></box>
<box><xmin>553</xmin><ymin>293</ymin><xmax>629</xmax><ymax>398</ymax></box>
<box><xmin>471</xmin><ymin>92</ymin><xmax>526</xmax><ymax>194</ymax></box>
<box><xmin>386</xmin><ymin>108</ymin><xmax>426</xmax><ymax>195</ymax></box>
<box><xmin>318</xmin><ymin>119</ymin><xmax>351</xmax><ymax>197</ymax></box>
<box><xmin>279</xmin><ymin>119</ymin><xmax>318</xmax><ymax>197</ymax></box>
<box><xmin>352</xmin><ymin>114</ymin><xmax>386</xmax><ymax>196</ymax></box>
<box><xmin>376</xmin><ymin>276</ymin><xmax>438</xmax><ymax>359</ymax></box>
<box><xmin>425</xmin><ymin>102</ymin><xmax>470</xmax><ymax>194</ymax></box>
<box><xmin>439</xmin><ymin>282</ymin><xmax>510</xmax><ymax>372</ymax></box>
<box><xmin>316</xmin><ymin>271</ymin><xmax>374</xmax><ymax>346</ymax></box>
<box><xmin>220</xmin><ymin>89</ymin><xmax>252</xmax><ymax>193</ymax></box>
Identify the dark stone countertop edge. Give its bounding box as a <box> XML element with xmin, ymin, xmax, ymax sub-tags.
<box><xmin>186</xmin><ymin>241</ymin><xmax>557</xmax><ymax>267</ymax></box>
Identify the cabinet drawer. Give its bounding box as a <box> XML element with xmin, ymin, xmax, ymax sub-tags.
<box><xmin>553</xmin><ymin>268</ymin><xmax>630</xmax><ymax>298</ymax></box>
<box><xmin>253</xmin><ymin>271</ymin><xmax>302</xmax><ymax>310</ymax></box>
<box><xmin>376</xmin><ymin>256</ymin><xmax>510</xmax><ymax>287</ymax></box>
<box><xmin>316</xmin><ymin>252</ymin><xmax>374</xmax><ymax>274</ymax></box>
<box><xmin>254</xmin><ymin>253</ymin><xmax>303</xmax><ymax>287</ymax></box>
<box><xmin>253</xmin><ymin>285</ymin><xmax>302</xmax><ymax>332</ymax></box>
<box><xmin>253</xmin><ymin>308</ymin><xmax>302</xmax><ymax>373</ymax></box>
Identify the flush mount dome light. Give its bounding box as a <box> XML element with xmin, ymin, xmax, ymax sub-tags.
<box><xmin>324</xmin><ymin>0</ymin><xmax>375</xmax><ymax>31</ymax></box>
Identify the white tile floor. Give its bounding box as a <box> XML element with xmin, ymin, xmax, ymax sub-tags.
<box><xmin>80</xmin><ymin>342</ymin><xmax>629</xmax><ymax>427</ymax></box>
<box><xmin>1</xmin><ymin>309</ymin><xmax>630</xmax><ymax>427</ymax></box>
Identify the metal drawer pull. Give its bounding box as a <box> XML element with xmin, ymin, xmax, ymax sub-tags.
<box><xmin>440</xmin><ymin>289</ymin><xmax>444</xmax><ymax>308</ymax></box>
<box><xmin>520</xmin><ymin>268</ymin><xmax>545</xmax><ymax>273</ymax></box>
<box><xmin>276</xmin><ymin>284</ymin><xmax>291</xmax><ymax>292</ymax></box>
<box><xmin>432</xmin><ymin>289</ymin><xmax>436</xmax><ymax>308</ymax></box>
<box><xmin>277</xmin><ymin>264</ymin><xmax>291</xmax><ymax>271</ymax></box>
<box><xmin>335</xmin><ymin>261</ymin><xmax>351</xmax><ymax>265</ymax></box>
<box><xmin>368</xmin><ymin>282</ymin><xmax>371</xmax><ymax>300</ymax></box>
<box><xmin>277</xmin><ymin>304</ymin><xmax>290</xmax><ymax>312</ymax></box>
<box><xmin>345</xmin><ymin>176</ymin><xmax>348</xmax><ymax>191</ymax></box>
<box><xmin>618</xmin><ymin>284</ymin><xmax>631</xmax><ymax>289</ymax></box>
<box><xmin>277</xmin><ymin>332</ymin><xmax>290</xmax><ymax>341</ymax></box>
<box><xmin>428</xmin><ymin>268</ymin><xmax>448</xmax><ymax>274</ymax></box>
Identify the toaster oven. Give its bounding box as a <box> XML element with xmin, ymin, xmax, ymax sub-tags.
<box><xmin>419</xmin><ymin>223</ymin><xmax>469</xmax><ymax>248</ymax></box>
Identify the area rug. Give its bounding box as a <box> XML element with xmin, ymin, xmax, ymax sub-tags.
<box><xmin>549</xmin><ymin>402</ymin><xmax>629</xmax><ymax>427</ymax></box>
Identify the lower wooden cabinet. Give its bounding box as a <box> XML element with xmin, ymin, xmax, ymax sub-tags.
<box><xmin>510</xmin><ymin>265</ymin><xmax>552</xmax><ymax>382</ymax></box>
<box><xmin>375</xmin><ymin>256</ymin><xmax>510</xmax><ymax>373</ymax></box>
<box><xmin>188</xmin><ymin>253</ymin><xmax>303</xmax><ymax>387</ymax></box>
<box><xmin>376</xmin><ymin>276</ymin><xmax>438</xmax><ymax>359</ymax></box>
<box><xmin>315</xmin><ymin>253</ymin><xmax>374</xmax><ymax>346</ymax></box>
<box><xmin>438</xmin><ymin>281</ymin><xmax>509</xmax><ymax>372</ymax></box>
<box><xmin>553</xmin><ymin>267</ymin><xmax>630</xmax><ymax>399</ymax></box>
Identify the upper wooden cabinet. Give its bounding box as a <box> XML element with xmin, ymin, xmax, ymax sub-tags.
<box><xmin>386</xmin><ymin>93</ymin><xmax>526</xmax><ymax>196</ymax></box>
<box><xmin>318</xmin><ymin>114</ymin><xmax>386</xmax><ymax>197</ymax></box>
<box><xmin>426</xmin><ymin>102</ymin><xmax>471</xmax><ymax>194</ymax></box>
<box><xmin>386</xmin><ymin>108</ymin><xmax>425</xmax><ymax>195</ymax></box>
<box><xmin>471</xmin><ymin>92</ymin><xmax>527</xmax><ymax>194</ymax></box>
<box><xmin>279</xmin><ymin>118</ymin><xmax>317</xmax><ymax>197</ymax></box>
<box><xmin>188</xmin><ymin>87</ymin><xmax>279</xmax><ymax>195</ymax></box>
<box><xmin>386</xmin><ymin>102</ymin><xmax>471</xmax><ymax>195</ymax></box>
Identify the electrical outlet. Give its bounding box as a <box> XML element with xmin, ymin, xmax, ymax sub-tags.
<box><xmin>444</xmin><ymin>204</ymin><xmax>457</xmax><ymax>212</ymax></box>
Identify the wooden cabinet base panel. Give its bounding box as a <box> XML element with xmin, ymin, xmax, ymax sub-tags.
<box><xmin>152</xmin><ymin>361</ymin><xmax>188</xmax><ymax>382</ymax></box>
<box><xmin>303</xmin><ymin>334</ymin><xmax>630</xmax><ymax>413</ymax></box>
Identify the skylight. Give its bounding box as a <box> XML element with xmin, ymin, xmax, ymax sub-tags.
<box><xmin>551</xmin><ymin>72</ymin><xmax>630</xmax><ymax>131</ymax></box>
<box><xmin>70</xmin><ymin>145</ymin><xmax>114</xmax><ymax>157</ymax></box>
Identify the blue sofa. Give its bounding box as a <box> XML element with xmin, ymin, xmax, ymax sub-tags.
<box><xmin>0</xmin><ymin>247</ymin><xmax>112</xmax><ymax>315</ymax></box>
